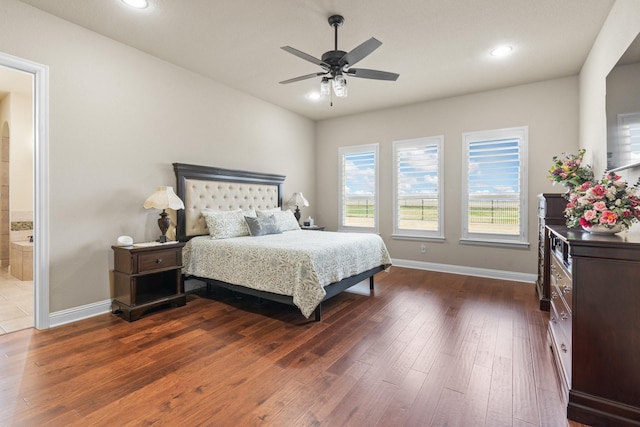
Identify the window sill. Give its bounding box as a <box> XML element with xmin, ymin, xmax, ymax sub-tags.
<box><xmin>338</xmin><ymin>227</ymin><xmax>378</xmax><ymax>234</ymax></box>
<box><xmin>392</xmin><ymin>234</ymin><xmax>445</xmax><ymax>243</ymax></box>
<box><xmin>459</xmin><ymin>238</ymin><xmax>530</xmax><ymax>249</ymax></box>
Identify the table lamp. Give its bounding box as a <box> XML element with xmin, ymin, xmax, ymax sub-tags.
<box><xmin>143</xmin><ymin>186</ymin><xmax>185</xmax><ymax>243</ymax></box>
<box><xmin>288</xmin><ymin>192</ymin><xmax>309</xmax><ymax>223</ymax></box>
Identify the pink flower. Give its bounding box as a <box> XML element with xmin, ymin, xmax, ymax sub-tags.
<box><xmin>593</xmin><ymin>201</ymin><xmax>606</xmax><ymax>211</ymax></box>
<box><xmin>579</xmin><ymin>217</ymin><xmax>592</xmax><ymax>228</ymax></box>
<box><xmin>583</xmin><ymin>210</ymin><xmax>597</xmax><ymax>221</ymax></box>
<box><xmin>591</xmin><ymin>185</ymin><xmax>606</xmax><ymax>198</ymax></box>
<box><xmin>578</xmin><ymin>181</ymin><xmax>592</xmax><ymax>191</ymax></box>
<box><xmin>600</xmin><ymin>210</ymin><xmax>618</xmax><ymax>225</ymax></box>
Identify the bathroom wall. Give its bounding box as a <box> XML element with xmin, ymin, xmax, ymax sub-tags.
<box><xmin>0</xmin><ymin>68</ymin><xmax>34</xmax><ymax>270</ymax></box>
<box><xmin>0</xmin><ymin>118</ymin><xmax>8</xmax><ymax>266</ymax></box>
<box><xmin>8</xmin><ymin>89</ymin><xmax>33</xmax><ymax>243</ymax></box>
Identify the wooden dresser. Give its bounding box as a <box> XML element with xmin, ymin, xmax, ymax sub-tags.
<box><xmin>546</xmin><ymin>225</ymin><xmax>640</xmax><ymax>426</ymax></box>
<box><xmin>536</xmin><ymin>193</ymin><xmax>566</xmax><ymax>311</ymax></box>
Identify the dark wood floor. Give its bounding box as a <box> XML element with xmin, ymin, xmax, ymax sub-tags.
<box><xmin>0</xmin><ymin>267</ymin><xmax>588</xmax><ymax>426</ymax></box>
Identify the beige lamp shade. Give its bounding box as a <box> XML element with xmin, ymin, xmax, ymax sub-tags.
<box><xmin>143</xmin><ymin>186</ymin><xmax>185</xmax><ymax>210</ymax></box>
<box><xmin>288</xmin><ymin>192</ymin><xmax>309</xmax><ymax>208</ymax></box>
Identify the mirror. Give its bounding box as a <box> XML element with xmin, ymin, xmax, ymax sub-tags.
<box><xmin>606</xmin><ymin>33</ymin><xmax>640</xmax><ymax>171</ymax></box>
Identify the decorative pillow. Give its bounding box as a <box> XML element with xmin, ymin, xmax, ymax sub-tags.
<box><xmin>244</xmin><ymin>215</ymin><xmax>282</xmax><ymax>236</ymax></box>
<box><xmin>258</xmin><ymin>208</ymin><xmax>300</xmax><ymax>231</ymax></box>
<box><xmin>202</xmin><ymin>209</ymin><xmax>256</xmax><ymax>239</ymax></box>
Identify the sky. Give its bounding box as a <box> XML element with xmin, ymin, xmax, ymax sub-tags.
<box><xmin>343</xmin><ymin>138</ymin><xmax>521</xmax><ymax>199</ymax></box>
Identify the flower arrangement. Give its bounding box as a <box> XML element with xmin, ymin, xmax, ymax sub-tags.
<box><xmin>548</xmin><ymin>148</ymin><xmax>594</xmax><ymax>188</ymax></box>
<box><xmin>564</xmin><ymin>172</ymin><xmax>640</xmax><ymax>230</ymax></box>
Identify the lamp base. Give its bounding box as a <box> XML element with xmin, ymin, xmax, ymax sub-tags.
<box><xmin>157</xmin><ymin>209</ymin><xmax>171</xmax><ymax>243</ymax></box>
<box><xmin>294</xmin><ymin>207</ymin><xmax>301</xmax><ymax>223</ymax></box>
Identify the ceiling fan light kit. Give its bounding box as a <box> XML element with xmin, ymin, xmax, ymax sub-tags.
<box><xmin>280</xmin><ymin>14</ymin><xmax>399</xmax><ymax>100</ymax></box>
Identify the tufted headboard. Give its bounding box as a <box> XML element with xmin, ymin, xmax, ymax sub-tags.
<box><xmin>173</xmin><ymin>163</ymin><xmax>285</xmax><ymax>241</ymax></box>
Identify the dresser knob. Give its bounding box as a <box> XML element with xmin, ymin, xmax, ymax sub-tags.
<box><xmin>156</xmin><ymin>258</ymin><xmax>163</xmax><ymax>264</ymax></box>
<box><xmin>561</xmin><ymin>311</ymin><xmax>568</xmax><ymax>320</ymax></box>
<box><xmin>561</xmin><ymin>343</ymin><xmax>567</xmax><ymax>353</ymax></box>
<box><xmin>563</xmin><ymin>285</ymin><xmax>571</xmax><ymax>294</ymax></box>
<box><xmin>551</xmin><ymin>291</ymin><xmax>558</xmax><ymax>299</ymax></box>
<box><xmin>550</xmin><ymin>264</ymin><xmax>556</xmax><ymax>271</ymax></box>
<box><xmin>551</xmin><ymin>316</ymin><xmax>557</xmax><ymax>323</ymax></box>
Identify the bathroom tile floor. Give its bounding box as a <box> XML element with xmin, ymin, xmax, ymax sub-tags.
<box><xmin>0</xmin><ymin>267</ymin><xmax>33</xmax><ymax>335</ymax></box>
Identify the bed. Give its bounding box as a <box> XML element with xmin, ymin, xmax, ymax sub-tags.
<box><xmin>173</xmin><ymin>163</ymin><xmax>392</xmax><ymax>321</ymax></box>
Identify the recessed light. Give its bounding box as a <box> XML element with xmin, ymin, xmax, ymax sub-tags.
<box><xmin>490</xmin><ymin>45</ymin><xmax>513</xmax><ymax>57</ymax></box>
<box><xmin>121</xmin><ymin>0</ymin><xmax>148</xmax><ymax>9</ymax></box>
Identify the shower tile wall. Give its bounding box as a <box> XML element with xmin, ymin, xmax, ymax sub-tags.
<box><xmin>10</xmin><ymin>212</ymin><xmax>33</xmax><ymax>242</ymax></box>
<box><xmin>1</xmin><ymin>134</ymin><xmax>7</xmax><ymax>268</ymax></box>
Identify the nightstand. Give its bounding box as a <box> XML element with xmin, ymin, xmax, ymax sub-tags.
<box><xmin>111</xmin><ymin>242</ymin><xmax>186</xmax><ymax>321</ymax></box>
<box><xmin>300</xmin><ymin>225</ymin><xmax>325</xmax><ymax>231</ymax></box>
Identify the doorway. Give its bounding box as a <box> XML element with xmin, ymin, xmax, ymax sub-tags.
<box><xmin>0</xmin><ymin>67</ymin><xmax>33</xmax><ymax>334</ymax></box>
<box><xmin>0</xmin><ymin>52</ymin><xmax>50</xmax><ymax>332</ymax></box>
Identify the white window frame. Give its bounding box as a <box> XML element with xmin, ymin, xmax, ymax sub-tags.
<box><xmin>392</xmin><ymin>136</ymin><xmax>444</xmax><ymax>240</ymax></box>
<box><xmin>338</xmin><ymin>143</ymin><xmax>379</xmax><ymax>233</ymax></box>
<box><xmin>461</xmin><ymin>126</ymin><xmax>529</xmax><ymax>247</ymax></box>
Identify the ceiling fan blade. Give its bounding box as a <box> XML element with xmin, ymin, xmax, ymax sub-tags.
<box><xmin>339</xmin><ymin>37</ymin><xmax>382</xmax><ymax>67</ymax></box>
<box><xmin>281</xmin><ymin>46</ymin><xmax>329</xmax><ymax>68</ymax></box>
<box><xmin>279</xmin><ymin>72</ymin><xmax>327</xmax><ymax>84</ymax></box>
<box><xmin>346</xmin><ymin>68</ymin><xmax>399</xmax><ymax>81</ymax></box>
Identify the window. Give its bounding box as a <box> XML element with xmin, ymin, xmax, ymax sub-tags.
<box><xmin>339</xmin><ymin>144</ymin><xmax>378</xmax><ymax>232</ymax></box>
<box><xmin>393</xmin><ymin>136</ymin><xmax>444</xmax><ymax>239</ymax></box>
<box><xmin>462</xmin><ymin>127</ymin><xmax>528</xmax><ymax>246</ymax></box>
<box><xmin>613</xmin><ymin>112</ymin><xmax>640</xmax><ymax>169</ymax></box>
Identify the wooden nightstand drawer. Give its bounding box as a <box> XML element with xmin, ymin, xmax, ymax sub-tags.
<box><xmin>138</xmin><ymin>248</ymin><xmax>181</xmax><ymax>273</ymax></box>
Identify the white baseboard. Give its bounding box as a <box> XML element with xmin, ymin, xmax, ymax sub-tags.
<box><xmin>44</xmin><ymin>264</ymin><xmax>533</xmax><ymax>329</ymax></box>
<box><xmin>48</xmin><ymin>299</ymin><xmax>113</xmax><ymax>328</ymax></box>
<box><xmin>391</xmin><ymin>258</ymin><xmax>536</xmax><ymax>284</ymax></box>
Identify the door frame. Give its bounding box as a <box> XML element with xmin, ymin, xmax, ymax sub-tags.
<box><xmin>0</xmin><ymin>51</ymin><xmax>50</xmax><ymax>329</ymax></box>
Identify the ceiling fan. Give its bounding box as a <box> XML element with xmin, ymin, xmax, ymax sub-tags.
<box><xmin>279</xmin><ymin>15</ymin><xmax>399</xmax><ymax>98</ymax></box>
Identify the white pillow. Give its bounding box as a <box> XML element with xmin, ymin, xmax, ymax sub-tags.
<box><xmin>256</xmin><ymin>207</ymin><xmax>281</xmax><ymax>215</ymax></box>
<box><xmin>258</xmin><ymin>208</ymin><xmax>300</xmax><ymax>231</ymax></box>
<box><xmin>202</xmin><ymin>209</ymin><xmax>256</xmax><ymax>239</ymax></box>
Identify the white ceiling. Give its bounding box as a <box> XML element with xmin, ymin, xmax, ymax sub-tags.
<box><xmin>17</xmin><ymin>0</ymin><xmax>615</xmax><ymax>121</ymax></box>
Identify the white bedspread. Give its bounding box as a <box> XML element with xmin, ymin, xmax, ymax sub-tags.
<box><xmin>182</xmin><ymin>230</ymin><xmax>392</xmax><ymax>318</ymax></box>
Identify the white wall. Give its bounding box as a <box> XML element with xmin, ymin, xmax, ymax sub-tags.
<box><xmin>316</xmin><ymin>77</ymin><xmax>579</xmax><ymax>275</ymax></box>
<box><xmin>0</xmin><ymin>0</ymin><xmax>315</xmax><ymax>312</ymax></box>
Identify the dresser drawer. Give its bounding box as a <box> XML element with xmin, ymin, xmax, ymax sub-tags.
<box><xmin>551</xmin><ymin>289</ymin><xmax>572</xmax><ymax>345</ymax></box>
<box><xmin>550</xmin><ymin>299</ymin><xmax>572</xmax><ymax>384</ymax></box>
<box><xmin>137</xmin><ymin>248</ymin><xmax>181</xmax><ymax>273</ymax></box>
<box><xmin>550</xmin><ymin>256</ymin><xmax>572</xmax><ymax>313</ymax></box>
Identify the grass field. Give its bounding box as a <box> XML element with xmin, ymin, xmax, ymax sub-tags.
<box><xmin>344</xmin><ymin>197</ymin><xmax>519</xmax><ymax>234</ymax></box>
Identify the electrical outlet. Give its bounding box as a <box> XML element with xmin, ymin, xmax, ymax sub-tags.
<box><xmin>420</xmin><ymin>243</ymin><xmax>427</xmax><ymax>253</ymax></box>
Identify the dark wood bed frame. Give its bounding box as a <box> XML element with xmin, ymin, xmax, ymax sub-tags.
<box><xmin>173</xmin><ymin>162</ymin><xmax>385</xmax><ymax>321</ymax></box>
